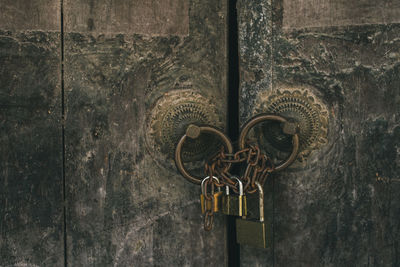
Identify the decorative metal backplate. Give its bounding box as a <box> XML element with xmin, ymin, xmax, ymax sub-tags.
<box><xmin>147</xmin><ymin>90</ymin><xmax>224</xmax><ymax>163</ymax></box>
<box><xmin>254</xmin><ymin>86</ymin><xmax>329</xmax><ymax>161</ymax></box>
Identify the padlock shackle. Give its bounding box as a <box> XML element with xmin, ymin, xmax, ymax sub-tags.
<box><xmin>232</xmin><ymin>176</ymin><xmax>243</xmax><ymax>196</ymax></box>
<box><xmin>201</xmin><ymin>176</ymin><xmax>220</xmax><ymax>195</ymax></box>
<box><xmin>225</xmin><ymin>185</ymin><xmax>230</xmax><ymax>196</ymax></box>
<box><xmin>255</xmin><ymin>181</ymin><xmax>264</xmax><ymax>222</ymax></box>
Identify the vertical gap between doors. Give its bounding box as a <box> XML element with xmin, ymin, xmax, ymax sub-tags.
<box><xmin>227</xmin><ymin>0</ymin><xmax>240</xmax><ymax>266</ymax></box>
<box><xmin>60</xmin><ymin>0</ymin><xmax>67</xmax><ymax>266</ymax></box>
<box><xmin>270</xmin><ymin>2</ymin><xmax>275</xmax><ymax>266</ymax></box>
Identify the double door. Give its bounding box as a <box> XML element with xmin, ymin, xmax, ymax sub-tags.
<box><xmin>1</xmin><ymin>0</ymin><xmax>399</xmax><ymax>266</ymax></box>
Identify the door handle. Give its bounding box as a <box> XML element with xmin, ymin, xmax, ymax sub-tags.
<box><xmin>239</xmin><ymin>114</ymin><xmax>300</xmax><ymax>172</ymax></box>
<box><xmin>175</xmin><ymin>124</ymin><xmax>233</xmax><ymax>184</ymax></box>
<box><xmin>175</xmin><ymin>114</ymin><xmax>300</xmax><ymax>184</ymax></box>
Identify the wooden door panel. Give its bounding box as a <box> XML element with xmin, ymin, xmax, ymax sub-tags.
<box><xmin>0</xmin><ymin>2</ymin><xmax>63</xmax><ymax>266</ymax></box>
<box><xmin>238</xmin><ymin>0</ymin><xmax>400</xmax><ymax>266</ymax></box>
<box><xmin>64</xmin><ymin>0</ymin><xmax>228</xmax><ymax>266</ymax></box>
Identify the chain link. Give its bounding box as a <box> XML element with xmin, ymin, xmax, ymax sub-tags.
<box><xmin>175</xmin><ymin>116</ymin><xmax>300</xmax><ymax>231</ymax></box>
<box><xmin>201</xmin><ymin>143</ymin><xmax>275</xmax><ymax>230</ymax></box>
<box><xmin>205</xmin><ymin>144</ymin><xmax>274</xmax><ymax>194</ymax></box>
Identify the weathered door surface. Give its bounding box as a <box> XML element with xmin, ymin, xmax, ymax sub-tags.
<box><xmin>63</xmin><ymin>0</ymin><xmax>227</xmax><ymax>266</ymax></box>
<box><xmin>1</xmin><ymin>0</ymin><xmax>228</xmax><ymax>266</ymax></box>
<box><xmin>3</xmin><ymin>0</ymin><xmax>400</xmax><ymax>266</ymax></box>
<box><xmin>0</xmin><ymin>1</ymin><xmax>64</xmax><ymax>266</ymax></box>
<box><xmin>238</xmin><ymin>0</ymin><xmax>400</xmax><ymax>266</ymax></box>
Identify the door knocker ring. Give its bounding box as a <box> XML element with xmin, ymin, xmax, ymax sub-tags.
<box><xmin>239</xmin><ymin>114</ymin><xmax>300</xmax><ymax>171</ymax></box>
<box><xmin>175</xmin><ymin>125</ymin><xmax>234</xmax><ymax>184</ymax></box>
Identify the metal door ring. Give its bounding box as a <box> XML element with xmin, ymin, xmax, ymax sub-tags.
<box><xmin>175</xmin><ymin>125</ymin><xmax>234</xmax><ymax>184</ymax></box>
<box><xmin>239</xmin><ymin>114</ymin><xmax>300</xmax><ymax>171</ymax></box>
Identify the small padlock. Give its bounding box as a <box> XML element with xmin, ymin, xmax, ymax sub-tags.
<box><xmin>236</xmin><ymin>181</ymin><xmax>270</xmax><ymax>248</ymax></box>
<box><xmin>200</xmin><ymin>176</ymin><xmax>222</xmax><ymax>214</ymax></box>
<box><xmin>221</xmin><ymin>185</ymin><xmax>231</xmax><ymax>215</ymax></box>
<box><xmin>221</xmin><ymin>177</ymin><xmax>247</xmax><ymax>217</ymax></box>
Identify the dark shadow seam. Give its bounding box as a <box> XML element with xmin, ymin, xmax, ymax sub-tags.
<box><xmin>271</xmin><ymin>1</ymin><xmax>275</xmax><ymax>266</ymax></box>
<box><xmin>61</xmin><ymin>0</ymin><xmax>67</xmax><ymax>266</ymax></box>
<box><xmin>227</xmin><ymin>0</ymin><xmax>240</xmax><ymax>266</ymax></box>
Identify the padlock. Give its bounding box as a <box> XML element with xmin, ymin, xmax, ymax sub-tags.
<box><xmin>221</xmin><ymin>185</ymin><xmax>231</xmax><ymax>215</ymax></box>
<box><xmin>221</xmin><ymin>177</ymin><xmax>247</xmax><ymax>217</ymax></box>
<box><xmin>200</xmin><ymin>176</ymin><xmax>222</xmax><ymax>214</ymax></box>
<box><xmin>236</xmin><ymin>181</ymin><xmax>271</xmax><ymax>248</ymax></box>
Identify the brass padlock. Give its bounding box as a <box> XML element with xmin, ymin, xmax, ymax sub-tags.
<box><xmin>221</xmin><ymin>177</ymin><xmax>247</xmax><ymax>217</ymax></box>
<box><xmin>236</xmin><ymin>181</ymin><xmax>270</xmax><ymax>248</ymax></box>
<box><xmin>200</xmin><ymin>176</ymin><xmax>222</xmax><ymax>214</ymax></box>
<box><xmin>221</xmin><ymin>185</ymin><xmax>231</xmax><ymax>215</ymax></box>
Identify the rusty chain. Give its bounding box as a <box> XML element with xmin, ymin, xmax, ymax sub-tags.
<box><xmin>202</xmin><ymin>176</ymin><xmax>215</xmax><ymax>231</ymax></box>
<box><xmin>175</xmin><ymin>114</ymin><xmax>300</xmax><ymax>231</ymax></box>
<box><xmin>204</xmin><ymin>144</ymin><xmax>275</xmax><ymax>194</ymax></box>
<box><xmin>199</xmin><ymin>144</ymin><xmax>275</xmax><ymax>230</ymax></box>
